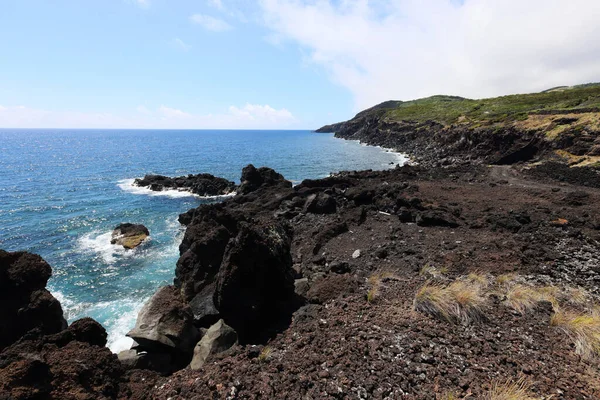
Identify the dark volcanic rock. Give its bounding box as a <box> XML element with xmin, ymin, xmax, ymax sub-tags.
<box><xmin>215</xmin><ymin>221</ymin><xmax>296</xmax><ymax>341</ymax></box>
<box><xmin>46</xmin><ymin>317</ymin><xmax>108</xmax><ymax>347</ymax></box>
<box><xmin>134</xmin><ymin>173</ymin><xmax>236</xmax><ymax>196</ymax></box>
<box><xmin>304</xmin><ymin>192</ymin><xmax>337</xmax><ymax>214</ymax></box>
<box><xmin>189</xmin><ymin>284</ymin><xmax>221</xmax><ymax>327</ymax></box>
<box><xmin>0</xmin><ymin>337</ymin><xmax>124</xmax><ymax>400</ymax></box>
<box><xmin>0</xmin><ymin>251</ymin><xmax>124</xmax><ymax>400</ymax></box>
<box><xmin>0</xmin><ymin>250</ymin><xmax>67</xmax><ymax>350</ymax></box>
<box><xmin>175</xmin><ymin>207</ymin><xmax>238</xmax><ymax>300</ymax></box>
<box><xmin>111</xmin><ymin>223</ymin><xmax>150</xmax><ymax>249</ymax></box>
<box><xmin>238</xmin><ymin>164</ymin><xmax>292</xmax><ymax>194</ymax></box>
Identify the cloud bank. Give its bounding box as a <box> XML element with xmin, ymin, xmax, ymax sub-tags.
<box><xmin>0</xmin><ymin>104</ymin><xmax>296</xmax><ymax>129</ymax></box>
<box><xmin>259</xmin><ymin>0</ymin><xmax>600</xmax><ymax>110</ymax></box>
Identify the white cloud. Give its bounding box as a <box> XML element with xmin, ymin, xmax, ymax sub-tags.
<box><xmin>0</xmin><ymin>104</ymin><xmax>297</xmax><ymax>129</ymax></box>
<box><xmin>259</xmin><ymin>0</ymin><xmax>600</xmax><ymax>111</ymax></box>
<box><xmin>207</xmin><ymin>0</ymin><xmax>224</xmax><ymax>10</ymax></box>
<box><xmin>131</xmin><ymin>0</ymin><xmax>149</xmax><ymax>9</ymax></box>
<box><xmin>190</xmin><ymin>13</ymin><xmax>233</xmax><ymax>32</ymax></box>
<box><xmin>171</xmin><ymin>37</ymin><xmax>192</xmax><ymax>52</ymax></box>
<box><xmin>136</xmin><ymin>105</ymin><xmax>150</xmax><ymax>115</ymax></box>
<box><xmin>158</xmin><ymin>105</ymin><xmax>192</xmax><ymax>119</ymax></box>
<box><xmin>229</xmin><ymin>104</ymin><xmax>294</xmax><ymax>123</ymax></box>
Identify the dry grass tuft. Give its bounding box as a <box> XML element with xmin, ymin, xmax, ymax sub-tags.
<box><xmin>495</xmin><ymin>273</ymin><xmax>517</xmax><ymax>287</ymax></box>
<box><xmin>551</xmin><ymin>309</ymin><xmax>600</xmax><ymax>359</ymax></box>
<box><xmin>505</xmin><ymin>285</ymin><xmax>541</xmax><ymax>314</ymax></box>
<box><xmin>420</xmin><ymin>264</ymin><xmax>448</xmax><ymax>279</ymax></box>
<box><xmin>504</xmin><ymin>284</ymin><xmax>559</xmax><ymax>314</ymax></box>
<box><xmin>414</xmin><ymin>280</ymin><xmax>486</xmax><ymax>324</ymax></box>
<box><xmin>258</xmin><ymin>346</ymin><xmax>272</xmax><ymax>363</ymax></box>
<box><xmin>563</xmin><ymin>287</ymin><xmax>590</xmax><ymax>306</ymax></box>
<box><xmin>466</xmin><ymin>272</ymin><xmax>490</xmax><ymax>287</ymax></box>
<box><xmin>481</xmin><ymin>377</ymin><xmax>538</xmax><ymax>400</ymax></box>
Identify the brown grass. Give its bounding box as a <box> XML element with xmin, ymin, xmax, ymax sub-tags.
<box><xmin>481</xmin><ymin>377</ymin><xmax>539</xmax><ymax>400</ymax></box>
<box><xmin>495</xmin><ymin>273</ymin><xmax>517</xmax><ymax>287</ymax></box>
<box><xmin>414</xmin><ymin>280</ymin><xmax>486</xmax><ymax>324</ymax></box>
<box><xmin>258</xmin><ymin>346</ymin><xmax>272</xmax><ymax>363</ymax></box>
<box><xmin>505</xmin><ymin>285</ymin><xmax>559</xmax><ymax>314</ymax></box>
<box><xmin>551</xmin><ymin>309</ymin><xmax>600</xmax><ymax>359</ymax></box>
<box><xmin>420</xmin><ymin>264</ymin><xmax>448</xmax><ymax>279</ymax></box>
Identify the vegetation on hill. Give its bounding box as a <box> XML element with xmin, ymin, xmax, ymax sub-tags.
<box><xmin>360</xmin><ymin>83</ymin><xmax>600</xmax><ymax>125</ymax></box>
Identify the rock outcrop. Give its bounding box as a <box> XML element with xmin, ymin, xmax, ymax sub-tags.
<box><xmin>214</xmin><ymin>221</ymin><xmax>295</xmax><ymax>341</ymax></box>
<box><xmin>0</xmin><ymin>251</ymin><xmax>129</xmax><ymax>400</ymax></box>
<box><xmin>111</xmin><ymin>223</ymin><xmax>149</xmax><ymax>249</ymax></box>
<box><xmin>0</xmin><ymin>250</ymin><xmax>67</xmax><ymax>350</ymax></box>
<box><xmin>238</xmin><ymin>164</ymin><xmax>292</xmax><ymax>194</ymax></box>
<box><xmin>126</xmin><ymin>285</ymin><xmax>199</xmax><ymax>374</ymax></box>
<box><xmin>134</xmin><ymin>173</ymin><xmax>236</xmax><ymax>196</ymax></box>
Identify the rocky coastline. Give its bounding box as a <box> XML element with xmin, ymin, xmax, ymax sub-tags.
<box><xmin>3</xmin><ymin>88</ymin><xmax>600</xmax><ymax>398</ymax></box>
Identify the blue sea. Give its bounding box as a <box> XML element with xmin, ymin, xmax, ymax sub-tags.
<box><xmin>0</xmin><ymin>129</ymin><xmax>405</xmax><ymax>352</ymax></box>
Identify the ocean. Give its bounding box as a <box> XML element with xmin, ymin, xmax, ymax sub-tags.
<box><xmin>0</xmin><ymin>129</ymin><xmax>406</xmax><ymax>352</ymax></box>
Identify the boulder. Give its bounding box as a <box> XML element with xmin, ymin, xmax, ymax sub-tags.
<box><xmin>189</xmin><ymin>319</ymin><xmax>237</xmax><ymax>370</ymax></box>
<box><xmin>214</xmin><ymin>221</ymin><xmax>295</xmax><ymax>340</ymax></box>
<box><xmin>127</xmin><ymin>285</ymin><xmax>199</xmax><ymax>365</ymax></box>
<box><xmin>238</xmin><ymin>164</ymin><xmax>292</xmax><ymax>194</ymax></box>
<box><xmin>111</xmin><ymin>223</ymin><xmax>150</xmax><ymax>249</ymax></box>
<box><xmin>415</xmin><ymin>211</ymin><xmax>459</xmax><ymax>228</ymax></box>
<box><xmin>46</xmin><ymin>317</ymin><xmax>107</xmax><ymax>347</ymax></box>
<box><xmin>304</xmin><ymin>193</ymin><xmax>337</xmax><ymax>214</ymax></box>
<box><xmin>0</xmin><ymin>250</ymin><xmax>67</xmax><ymax>350</ymax></box>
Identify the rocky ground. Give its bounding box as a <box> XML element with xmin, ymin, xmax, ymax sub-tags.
<box><xmin>3</xmin><ymin>157</ymin><xmax>600</xmax><ymax>399</ymax></box>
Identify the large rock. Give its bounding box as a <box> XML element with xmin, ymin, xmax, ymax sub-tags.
<box><xmin>0</xmin><ymin>251</ymin><xmax>121</xmax><ymax>399</ymax></box>
<box><xmin>134</xmin><ymin>173</ymin><xmax>237</xmax><ymax>196</ymax></box>
<box><xmin>127</xmin><ymin>286</ymin><xmax>199</xmax><ymax>354</ymax></box>
<box><xmin>111</xmin><ymin>223</ymin><xmax>150</xmax><ymax>249</ymax></box>
<box><xmin>175</xmin><ymin>206</ymin><xmax>239</xmax><ymax>300</ymax></box>
<box><xmin>189</xmin><ymin>319</ymin><xmax>237</xmax><ymax>370</ymax></box>
<box><xmin>214</xmin><ymin>221</ymin><xmax>295</xmax><ymax>340</ymax></box>
<box><xmin>238</xmin><ymin>164</ymin><xmax>292</xmax><ymax>194</ymax></box>
<box><xmin>0</xmin><ymin>250</ymin><xmax>67</xmax><ymax>350</ymax></box>
<box><xmin>304</xmin><ymin>192</ymin><xmax>337</xmax><ymax>214</ymax></box>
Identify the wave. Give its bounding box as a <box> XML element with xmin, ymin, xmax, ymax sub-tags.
<box><xmin>117</xmin><ymin>178</ymin><xmax>237</xmax><ymax>200</ymax></box>
<box><xmin>52</xmin><ymin>290</ymin><xmax>146</xmax><ymax>353</ymax></box>
<box><xmin>77</xmin><ymin>230</ymin><xmax>147</xmax><ymax>264</ymax></box>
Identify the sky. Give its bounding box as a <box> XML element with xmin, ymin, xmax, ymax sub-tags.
<box><xmin>1</xmin><ymin>0</ymin><xmax>600</xmax><ymax>129</ymax></box>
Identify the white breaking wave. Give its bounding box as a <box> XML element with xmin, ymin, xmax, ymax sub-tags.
<box><xmin>77</xmin><ymin>230</ymin><xmax>146</xmax><ymax>264</ymax></box>
<box><xmin>117</xmin><ymin>178</ymin><xmax>237</xmax><ymax>200</ymax></box>
<box><xmin>52</xmin><ymin>290</ymin><xmax>147</xmax><ymax>353</ymax></box>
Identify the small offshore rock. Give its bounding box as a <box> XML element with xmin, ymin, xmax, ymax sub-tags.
<box><xmin>111</xmin><ymin>223</ymin><xmax>149</xmax><ymax>249</ymax></box>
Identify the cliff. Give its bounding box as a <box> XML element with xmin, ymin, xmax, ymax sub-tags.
<box><xmin>317</xmin><ymin>84</ymin><xmax>600</xmax><ymax>173</ymax></box>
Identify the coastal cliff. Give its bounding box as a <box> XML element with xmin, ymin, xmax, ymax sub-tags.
<box><xmin>318</xmin><ymin>84</ymin><xmax>600</xmax><ymax>177</ymax></box>
<box><xmin>3</xmin><ymin>84</ymin><xmax>600</xmax><ymax>398</ymax></box>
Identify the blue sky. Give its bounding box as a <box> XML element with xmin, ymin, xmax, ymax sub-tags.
<box><xmin>0</xmin><ymin>0</ymin><xmax>352</xmax><ymax>128</ymax></box>
<box><xmin>1</xmin><ymin>0</ymin><xmax>600</xmax><ymax>129</ymax></box>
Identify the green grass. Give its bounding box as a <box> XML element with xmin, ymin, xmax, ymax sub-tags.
<box><xmin>377</xmin><ymin>83</ymin><xmax>600</xmax><ymax>125</ymax></box>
